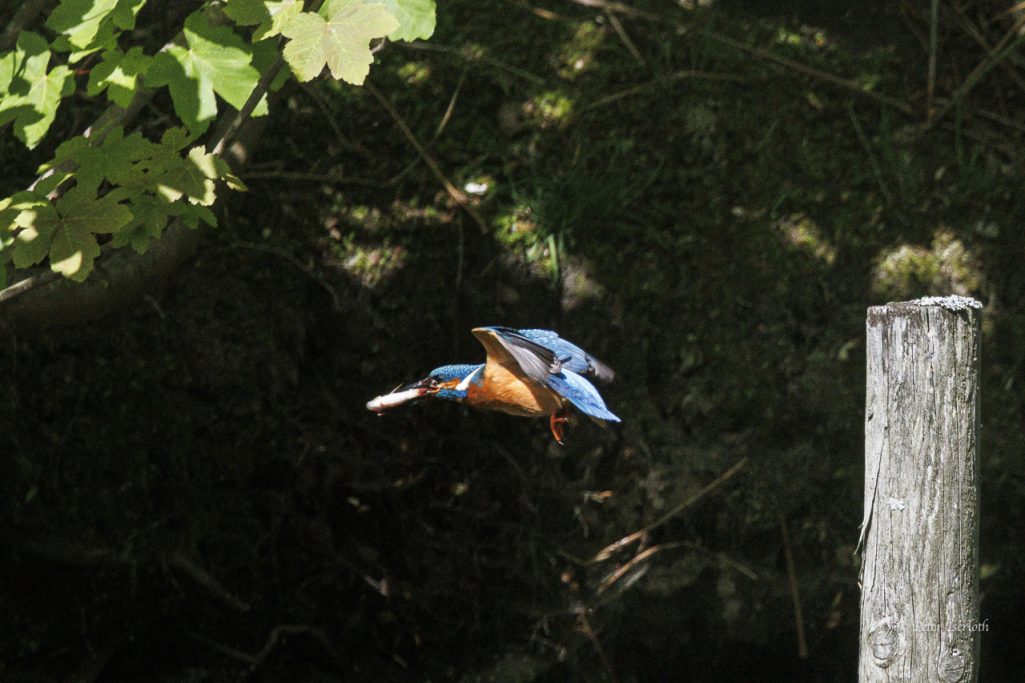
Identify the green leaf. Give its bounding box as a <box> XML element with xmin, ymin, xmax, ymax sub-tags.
<box><xmin>17</xmin><ymin>65</ymin><xmax>74</xmax><ymax>149</ymax></box>
<box><xmin>46</xmin><ymin>128</ymin><xmax>158</xmax><ymax>196</ymax></box>
<box><xmin>32</xmin><ymin>170</ymin><xmax>74</xmax><ymax>197</ymax></box>
<box><xmin>110</xmin><ymin>0</ymin><xmax>146</xmax><ymax>29</ymax></box>
<box><xmin>146</xmin><ymin>128</ymin><xmax>205</xmax><ymax>200</ymax></box>
<box><xmin>89</xmin><ymin>128</ymin><xmax>156</xmax><ymax>190</ymax></box>
<box><xmin>0</xmin><ymin>32</ymin><xmax>75</xmax><ymax>149</ymax></box>
<box><xmin>47</xmin><ymin>0</ymin><xmax>146</xmax><ymax>62</ymax></box>
<box><xmin>148</xmin><ymin>12</ymin><xmax>265</xmax><ymax>135</ymax></box>
<box><xmin>366</xmin><ymin>0</ymin><xmax>435</xmax><ymax>41</ymax></box>
<box><xmin>249</xmin><ymin>43</ymin><xmax>289</xmax><ymax>97</ymax></box>
<box><xmin>226</xmin><ymin>0</ymin><xmax>304</xmax><ymax>41</ymax></box>
<box><xmin>58</xmin><ymin>187</ymin><xmax>133</xmax><ymax>237</ymax></box>
<box><xmin>184</xmin><ymin>146</ymin><xmax>226</xmax><ymax>206</ymax></box>
<box><xmin>281</xmin><ymin>0</ymin><xmax>398</xmax><ymax>84</ymax></box>
<box><xmin>11</xmin><ymin>188</ymin><xmax>132</xmax><ymax>281</ymax></box>
<box><xmin>179</xmin><ymin>204</ymin><xmax>217</xmax><ymax>230</ymax></box>
<box><xmin>225</xmin><ymin>0</ymin><xmax>267</xmax><ymax>25</ymax></box>
<box><xmin>12</xmin><ymin>204</ymin><xmax>60</xmax><ymax>268</ymax></box>
<box><xmin>48</xmin><ymin>224</ymin><xmax>102</xmax><ymax>282</ymax></box>
<box><xmin>87</xmin><ymin>47</ymin><xmax>151</xmax><ymax>107</ymax></box>
<box><xmin>0</xmin><ymin>192</ymin><xmax>47</xmax><ymax>232</ymax></box>
<box><xmin>254</xmin><ymin>0</ymin><xmax>304</xmax><ymax>41</ymax></box>
<box><xmin>112</xmin><ymin>194</ymin><xmax>169</xmax><ymax>253</ymax></box>
<box><xmin>47</xmin><ymin>135</ymin><xmax>90</xmax><ymax>167</ymax></box>
<box><xmin>0</xmin><ymin>198</ymin><xmax>16</xmax><ymax>237</ymax></box>
<box><xmin>52</xmin><ymin>188</ymin><xmax>133</xmax><ymax>280</ymax></box>
<box><xmin>0</xmin><ymin>32</ymin><xmax>49</xmax><ymax>123</ymax></box>
<box><xmin>47</xmin><ymin>0</ymin><xmax>121</xmax><ymax>53</ymax></box>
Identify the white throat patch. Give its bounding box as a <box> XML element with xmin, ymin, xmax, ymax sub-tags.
<box><xmin>455</xmin><ymin>366</ymin><xmax>483</xmax><ymax>392</ymax></box>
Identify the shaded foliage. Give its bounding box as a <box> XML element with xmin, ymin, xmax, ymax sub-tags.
<box><xmin>4</xmin><ymin>0</ymin><xmax>1025</xmax><ymax>680</ymax></box>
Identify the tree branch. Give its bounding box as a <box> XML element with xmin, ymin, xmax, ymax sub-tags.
<box><xmin>0</xmin><ymin>0</ymin><xmax>55</xmax><ymax>51</ymax></box>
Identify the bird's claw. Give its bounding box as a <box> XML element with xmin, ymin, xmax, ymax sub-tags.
<box><xmin>549</xmin><ymin>412</ymin><xmax>569</xmax><ymax>445</ymax></box>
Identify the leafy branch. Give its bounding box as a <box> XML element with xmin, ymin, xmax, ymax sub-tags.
<box><xmin>0</xmin><ymin>0</ymin><xmax>436</xmax><ymax>289</ymax></box>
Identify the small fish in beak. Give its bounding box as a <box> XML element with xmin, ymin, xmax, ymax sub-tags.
<box><xmin>366</xmin><ymin>378</ymin><xmax>438</xmax><ymax>413</ymax></box>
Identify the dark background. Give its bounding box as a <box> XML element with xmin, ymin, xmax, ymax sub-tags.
<box><xmin>3</xmin><ymin>0</ymin><xmax>1025</xmax><ymax>680</ymax></box>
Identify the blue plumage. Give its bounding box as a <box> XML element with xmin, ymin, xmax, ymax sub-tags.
<box><xmin>478</xmin><ymin>327</ymin><xmax>619</xmax><ymax>423</ymax></box>
<box><xmin>429</xmin><ymin>364</ymin><xmax>483</xmax><ymax>382</ymax></box>
<box><xmin>546</xmin><ymin>370</ymin><xmax>621</xmax><ymax>422</ymax></box>
<box><xmin>515</xmin><ymin>328</ymin><xmax>615</xmax><ymax>382</ymax></box>
<box><xmin>481</xmin><ymin>326</ymin><xmax>615</xmax><ymax>383</ymax></box>
<box><xmin>368</xmin><ymin>326</ymin><xmax>619</xmax><ymax>443</ymax></box>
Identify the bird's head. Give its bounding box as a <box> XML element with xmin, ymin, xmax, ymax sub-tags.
<box><xmin>366</xmin><ymin>364</ymin><xmax>483</xmax><ymax>413</ymax></box>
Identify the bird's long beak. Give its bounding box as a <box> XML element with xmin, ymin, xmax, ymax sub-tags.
<box><xmin>366</xmin><ymin>378</ymin><xmax>437</xmax><ymax>413</ymax></box>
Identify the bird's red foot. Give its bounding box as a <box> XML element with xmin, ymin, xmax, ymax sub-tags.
<box><xmin>549</xmin><ymin>412</ymin><xmax>569</xmax><ymax>445</ymax></box>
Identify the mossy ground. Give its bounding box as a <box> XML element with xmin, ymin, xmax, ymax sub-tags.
<box><xmin>3</xmin><ymin>0</ymin><xmax>1025</xmax><ymax>680</ymax></box>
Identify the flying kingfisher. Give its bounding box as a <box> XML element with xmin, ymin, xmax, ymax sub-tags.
<box><xmin>366</xmin><ymin>326</ymin><xmax>620</xmax><ymax>443</ymax></box>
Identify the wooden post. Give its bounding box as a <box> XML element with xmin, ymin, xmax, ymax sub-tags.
<box><xmin>859</xmin><ymin>296</ymin><xmax>982</xmax><ymax>682</ymax></box>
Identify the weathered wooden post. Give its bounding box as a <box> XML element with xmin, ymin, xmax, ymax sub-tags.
<box><xmin>858</xmin><ymin>296</ymin><xmax>982</xmax><ymax>682</ymax></box>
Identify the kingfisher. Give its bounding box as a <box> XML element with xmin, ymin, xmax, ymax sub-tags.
<box><xmin>367</xmin><ymin>326</ymin><xmax>620</xmax><ymax>443</ymax></box>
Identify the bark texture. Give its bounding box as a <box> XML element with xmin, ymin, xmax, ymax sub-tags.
<box><xmin>859</xmin><ymin>298</ymin><xmax>981</xmax><ymax>682</ymax></box>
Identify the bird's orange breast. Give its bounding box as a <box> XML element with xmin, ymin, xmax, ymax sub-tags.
<box><xmin>467</xmin><ymin>361</ymin><xmax>563</xmax><ymax>417</ymax></box>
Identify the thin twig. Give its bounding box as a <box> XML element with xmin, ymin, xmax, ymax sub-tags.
<box><xmin>248</xmin><ymin>624</ymin><xmax>339</xmax><ymax>673</ymax></box>
<box><xmin>703</xmin><ymin>31</ymin><xmax>914</xmax><ymax>115</ymax></box>
<box><xmin>242</xmin><ymin>169</ymin><xmax>395</xmax><ymax>187</ymax></box>
<box><xmin>779</xmin><ymin>514</ymin><xmax>809</xmax><ymax>659</ymax></box>
<box><xmin>0</xmin><ymin>270</ymin><xmax>59</xmax><ymax>304</ymax></box>
<box><xmin>943</xmin><ymin>100</ymin><xmax>1025</xmax><ymax>134</ymax></box>
<box><xmin>927</xmin><ymin>12</ymin><xmax>1025</xmax><ymax>128</ymax></box>
<box><xmin>680</xmin><ymin>541</ymin><xmax>759</xmax><ymax>581</ymax></box>
<box><xmin>597</xmin><ymin>541</ymin><xmax>687</xmax><ymax>595</ymax></box>
<box><xmin>1003</xmin><ymin>1</ymin><xmax>1025</xmax><ymax>18</ymax></box>
<box><xmin>186</xmin><ymin>622</ymin><xmax>341</xmax><ymax>675</ymax></box>
<box><xmin>211</xmin><ymin>0</ymin><xmax>330</xmax><ymax>157</ymax></box>
<box><xmin>847</xmin><ymin>105</ymin><xmax>894</xmax><ymax>206</ymax></box>
<box><xmin>300</xmin><ymin>82</ymin><xmax>362</xmax><ymax>154</ymax></box>
<box><xmin>0</xmin><ymin>0</ymin><xmax>54</xmax><ymax>50</ymax></box>
<box><xmin>951</xmin><ymin>6</ymin><xmax>1025</xmax><ymax>98</ymax></box>
<box><xmin>399</xmin><ymin>41</ymin><xmax>545</xmax><ymax>85</ymax></box>
<box><xmin>579</xmin><ymin>4</ymin><xmax>916</xmax><ymax>116</ymax></box>
<box><xmin>568</xmin><ymin>0</ymin><xmax>658</xmax><ymax>20</ymax></box>
<box><xmin>165</xmin><ymin>553</ymin><xmax>252</xmax><ymax>613</ymax></box>
<box><xmin>575</xmin><ymin>611</ymin><xmax>618</xmax><ymax>682</ymax></box>
<box><xmin>507</xmin><ymin>0</ymin><xmax>567</xmax><ymax>22</ymax></box>
<box><xmin>231</xmin><ymin>241</ymin><xmax>343</xmax><ymax>312</ymax></box>
<box><xmin>590</xmin><ymin>457</ymin><xmax>748</xmax><ymax>562</ymax></box>
<box><xmin>927</xmin><ymin>0</ymin><xmax>939</xmax><ymax>117</ymax></box>
<box><xmin>434</xmin><ymin>66</ymin><xmax>469</xmax><ymax>141</ymax></box>
<box><xmin>211</xmin><ymin>56</ymin><xmax>285</xmax><ymax>157</ymax></box>
<box><xmin>366</xmin><ymin>81</ymin><xmax>488</xmax><ymax>233</ymax></box>
<box><xmin>605</xmin><ymin>11</ymin><xmax>644</xmax><ymax>64</ymax></box>
<box><xmin>185</xmin><ymin>628</ymin><xmax>259</xmax><ymax>665</ymax></box>
<box><xmin>581</xmin><ymin>70</ymin><xmax>748</xmax><ymax>112</ymax></box>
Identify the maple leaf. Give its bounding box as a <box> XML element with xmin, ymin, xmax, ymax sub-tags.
<box><xmin>112</xmin><ymin>195</ymin><xmax>173</xmax><ymax>254</ymax></box>
<box><xmin>0</xmin><ymin>32</ymin><xmax>75</xmax><ymax>149</ymax></box>
<box><xmin>367</xmin><ymin>0</ymin><xmax>435</xmax><ymax>42</ymax></box>
<box><xmin>148</xmin><ymin>12</ymin><xmax>266</xmax><ymax>135</ymax></box>
<box><xmin>87</xmin><ymin>47</ymin><xmax>152</xmax><ymax>107</ymax></box>
<box><xmin>11</xmin><ymin>187</ymin><xmax>132</xmax><ymax>281</ymax></box>
<box><xmin>226</xmin><ymin>0</ymin><xmax>303</xmax><ymax>40</ymax></box>
<box><xmin>282</xmin><ymin>0</ymin><xmax>398</xmax><ymax>84</ymax></box>
<box><xmin>47</xmin><ymin>127</ymin><xmax>157</xmax><ymax>196</ymax></box>
<box><xmin>46</xmin><ymin>0</ymin><xmax>145</xmax><ymax>62</ymax></box>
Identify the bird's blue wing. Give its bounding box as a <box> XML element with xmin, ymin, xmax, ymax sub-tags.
<box><xmin>546</xmin><ymin>370</ymin><xmax>621</xmax><ymax>423</ymax></box>
<box><xmin>472</xmin><ymin>327</ymin><xmax>557</xmax><ymax>384</ymax></box>
<box><xmin>517</xmin><ymin>329</ymin><xmax>614</xmax><ymax>383</ymax></box>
